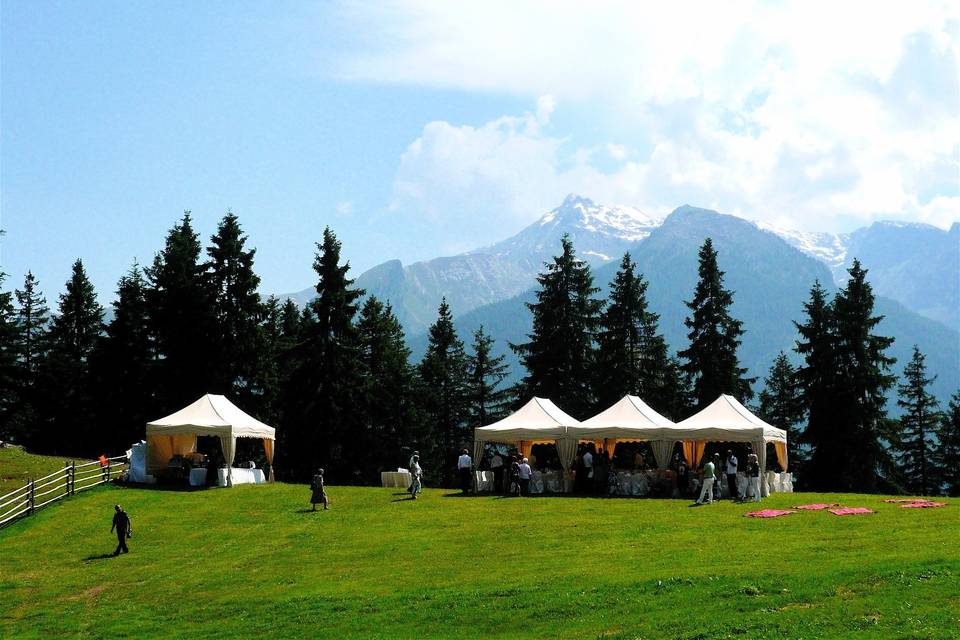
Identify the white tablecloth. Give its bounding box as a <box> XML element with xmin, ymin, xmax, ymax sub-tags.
<box><xmin>217</xmin><ymin>468</ymin><xmax>266</xmax><ymax>486</ymax></box>
<box><xmin>381</xmin><ymin>471</ymin><xmax>412</xmax><ymax>488</ymax></box>
<box><xmin>189</xmin><ymin>467</ymin><xmax>208</xmax><ymax>487</ymax></box>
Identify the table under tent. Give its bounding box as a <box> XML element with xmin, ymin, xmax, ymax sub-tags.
<box><xmin>472</xmin><ymin>397</ymin><xmax>580</xmax><ymax>493</ymax></box>
<box><xmin>145</xmin><ymin>394</ymin><xmax>276</xmax><ymax>487</ymax></box>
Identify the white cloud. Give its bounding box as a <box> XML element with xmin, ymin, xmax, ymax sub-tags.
<box><xmin>337</xmin><ymin>1</ymin><xmax>960</xmax><ymax>232</ymax></box>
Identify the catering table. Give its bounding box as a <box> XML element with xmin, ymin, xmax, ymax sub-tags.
<box><xmin>381</xmin><ymin>471</ymin><xmax>412</xmax><ymax>488</ymax></box>
<box><xmin>217</xmin><ymin>468</ymin><xmax>266</xmax><ymax>486</ymax></box>
<box><xmin>188</xmin><ymin>467</ymin><xmax>208</xmax><ymax>487</ymax></box>
<box><xmin>474</xmin><ymin>471</ymin><xmax>495</xmax><ymax>492</ymax></box>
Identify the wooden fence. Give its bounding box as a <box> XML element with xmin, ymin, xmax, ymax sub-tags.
<box><xmin>0</xmin><ymin>455</ymin><xmax>129</xmax><ymax>528</ymax></box>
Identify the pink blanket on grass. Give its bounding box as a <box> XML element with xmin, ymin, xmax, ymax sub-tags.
<box><xmin>793</xmin><ymin>503</ymin><xmax>838</xmax><ymax>510</ymax></box>
<box><xmin>829</xmin><ymin>507</ymin><xmax>874</xmax><ymax>516</ymax></box>
<box><xmin>899</xmin><ymin>501</ymin><xmax>946</xmax><ymax>508</ymax></box>
<box><xmin>744</xmin><ymin>509</ymin><xmax>796</xmax><ymax>518</ymax></box>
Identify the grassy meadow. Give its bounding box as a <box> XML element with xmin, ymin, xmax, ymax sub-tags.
<box><xmin>0</xmin><ymin>479</ymin><xmax>957</xmax><ymax>639</ymax></box>
<box><xmin>0</xmin><ymin>448</ymin><xmax>91</xmax><ymax>495</ymax></box>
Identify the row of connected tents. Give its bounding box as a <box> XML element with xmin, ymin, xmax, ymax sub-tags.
<box><xmin>473</xmin><ymin>394</ymin><xmax>788</xmax><ymax>496</ymax></box>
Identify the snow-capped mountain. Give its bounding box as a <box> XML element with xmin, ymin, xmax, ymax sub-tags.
<box><xmin>755</xmin><ymin>222</ymin><xmax>849</xmax><ymax>276</ymax></box>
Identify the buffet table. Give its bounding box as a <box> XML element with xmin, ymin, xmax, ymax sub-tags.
<box><xmin>381</xmin><ymin>471</ymin><xmax>412</xmax><ymax>488</ymax></box>
<box><xmin>217</xmin><ymin>468</ymin><xmax>266</xmax><ymax>487</ymax></box>
<box><xmin>188</xmin><ymin>467</ymin><xmax>208</xmax><ymax>487</ymax></box>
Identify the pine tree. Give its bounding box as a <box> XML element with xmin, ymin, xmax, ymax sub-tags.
<box><xmin>90</xmin><ymin>263</ymin><xmax>155</xmax><ymax>453</ymax></box>
<box><xmin>206</xmin><ymin>211</ymin><xmax>264</xmax><ymax>403</ymax></box>
<box><xmin>9</xmin><ymin>271</ymin><xmax>51</xmax><ymax>447</ymax></box>
<box><xmin>758</xmin><ymin>352</ymin><xmax>806</xmax><ymax>469</ymax></box>
<box><xmin>283</xmin><ymin>227</ymin><xmax>365</xmax><ymax>482</ymax></box>
<box><xmin>831</xmin><ymin>260</ymin><xmax>896</xmax><ymax>492</ymax></box>
<box><xmin>418</xmin><ymin>299</ymin><xmax>470</xmax><ymax>486</ymax></box>
<box><xmin>679</xmin><ymin>238</ymin><xmax>754</xmax><ymax>408</ymax></box>
<box><xmin>595</xmin><ymin>253</ymin><xmax>672</xmax><ymax>411</ymax></box>
<box><xmin>145</xmin><ymin>213</ymin><xmax>216</xmax><ymax>409</ymax></box>
<box><xmin>793</xmin><ymin>280</ymin><xmax>838</xmax><ymax>490</ymax></box>
<box><xmin>657</xmin><ymin>355</ymin><xmax>693</xmax><ymax>422</ymax></box>
<box><xmin>466</xmin><ymin>326</ymin><xmax>510</xmax><ymax>428</ymax></box>
<box><xmin>357</xmin><ymin>297</ymin><xmax>421</xmax><ymax>480</ymax></box>
<box><xmin>0</xmin><ymin>271</ymin><xmax>19</xmax><ymax>440</ymax></box>
<box><xmin>893</xmin><ymin>346</ymin><xmax>941</xmax><ymax>495</ymax></box>
<box><xmin>512</xmin><ymin>235</ymin><xmax>602</xmax><ymax>418</ymax></box>
<box><xmin>44</xmin><ymin>259</ymin><xmax>104</xmax><ymax>454</ymax></box>
<box><xmin>936</xmin><ymin>393</ymin><xmax>960</xmax><ymax>497</ymax></box>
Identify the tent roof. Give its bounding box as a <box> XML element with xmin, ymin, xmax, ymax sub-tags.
<box><xmin>474</xmin><ymin>397</ymin><xmax>579</xmax><ymax>442</ymax></box>
<box><xmin>146</xmin><ymin>394</ymin><xmax>275</xmax><ymax>439</ymax></box>
<box><xmin>569</xmin><ymin>395</ymin><xmax>675</xmax><ymax>440</ymax></box>
<box><xmin>673</xmin><ymin>394</ymin><xmax>786</xmax><ymax>443</ymax></box>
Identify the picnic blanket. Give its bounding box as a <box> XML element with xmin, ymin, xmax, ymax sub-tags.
<box><xmin>899</xmin><ymin>501</ymin><xmax>946</xmax><ymax>508</ymax></box>
<box><xmin>793</xmin><ymin>503</ymin><xmax>838</xmax><ymax>510</ymax></box>
<box><xmin>744</xmin><ymin>509</ymin><xmax>796</xmax><ymax>518</ymax></box>
<box><xmin>828</xmin><ymin>507</ymin><xmax>874</xmax><ymax>516</ymax></box>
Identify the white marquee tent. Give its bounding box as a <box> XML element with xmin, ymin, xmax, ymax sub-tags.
<box><xmin>673</xmin><ymin>394</ymin><xmax>788</xmax><ymax>496</ymax></box>
<box><xmin>473</xmin><ymin>397</ymin><xmax>580</xmax><ymax>470</ymax></box>
<box><xmin>567</xmin><ymin>395</ymin><xmax>678</xmax><ymax>470</ymax></box>
<box><xmin>145</xmin><ymin>394</ymin><xmax>276</xmax><ymax>487</ymax></box>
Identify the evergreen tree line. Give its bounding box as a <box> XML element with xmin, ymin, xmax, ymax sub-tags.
<box><xmin>1</xmin><ymin>217</ymin><xmax>957</xmax><ymax>494</ymax></box>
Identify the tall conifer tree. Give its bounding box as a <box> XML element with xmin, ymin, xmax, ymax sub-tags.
<box><xmin>44</xmin><ymin>259</ymin><xmax>104</xmax><ymax>454</ymax></box>
<box><xmin>418</xmin><ymin>299</ymin><xmax>469</xmax><ymax>485</ymax></box>
<box><xmin>10</xmin><ymin>271</ymin><xmax>51</xmax><ymax>447</ymax></box>
<box><xmin>0</xmin><ymin>271</ymin><xmax>19</xmax><ymax>440</ymax></box>
<box><xmin>284</xmin><ymin>227</ymin><xmax>365</xmax><ymax>481</ymax></box>
<box><xmin>757</xmin><ymin>352</ymin><xmax>806</xmax><ymax>469</ymax></box>
<box><xmin>512</xmin><ymin>235</ymin><xmax>602</xmax><ymax>418</ymax></box>
<box><xmin>936</xmin><ymin>393</ymin><xmax>960</xmax><ymax>497</ymax></box>
<box><xmin>595</xmin><ymin>253</ymin><xmax>672</xmax><ymax>410</ymax></box>
<box><xmin>893</xmin><ymin>346</ymin><xmax>941</xmax><ymax>495</ymax></box>
<box><xmin>466</xmin><ymin>326</ymin><xmax>510</xmax><ymax>428</ymax></box>
<box><xmin>679</xmin><ymin>238</ymin><xmax>753</xmax><ymax>407</ymax></box>
<box><xmin>206</xmin><ymin>212</ymin><xmax>263</xmax><ymax>403</ymax></box>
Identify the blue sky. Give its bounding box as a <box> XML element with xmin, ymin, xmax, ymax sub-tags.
<box><xmin>2</xmin><ymin>1</ymin><xmax>958</xmax><ymax>303</ymax></box>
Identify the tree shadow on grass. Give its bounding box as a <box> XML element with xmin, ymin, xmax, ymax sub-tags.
<box><xmin>82</xmin><ymin>553</ymin><xmax>117</xmax><ymax>562</ymax></box>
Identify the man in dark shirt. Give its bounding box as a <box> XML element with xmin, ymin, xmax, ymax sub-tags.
<box><xmin>110</xmin><ymin>504</ymin><xmax>131</xmax><ymax>555</ymax></box>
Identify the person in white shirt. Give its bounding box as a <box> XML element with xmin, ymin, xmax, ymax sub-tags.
<box><xmin>582</xmin><ymin>449</ymin><xmax>594</xmax><ymax>493</ymax></box>
<box><xmin>518</xmin><ymin>457</ymin><xmax>532</xmax><ymax>496</ymax></box>
<box><xmin>406</xmin><ymin>450</ymin><xmax>419</xmax><ymax>493</ymax></box>
<box><xmin>490</xmin><ymin>451</ymin><xmax>505</xmax><ymax>493</ymax></box>
<box><xmin>409</xmin><ymin>456</ymin><xmax>423</xmax><ymax>499</ymax></box>
<box><xmin>457</xmin><ymin>448</ymin><xmax>473</xmax><ymax>494</ymax></box>
<box><xmin>725</xmin><ymin>450</ymin><xmax>739</xmax><ymax>501</ymax></box>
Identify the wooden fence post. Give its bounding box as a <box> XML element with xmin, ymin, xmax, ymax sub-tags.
<box><xmin>70</xmin><ymin>462</ymin><xmax>76</xmax><ymax>495</ymax></box>
<box><xmin>106</xmin><ymin>459</ymin><xmax>111</xmax><ymax>482</ymax></box>
<box><xmin>65</xmin><ymin>461</ymin><xmax>71</xmax><ymax>498</ymax></box>
<box><xmin>28</xmin><ymin>480</ymin><xmax>35</xmax><ymax>515</ymax></box>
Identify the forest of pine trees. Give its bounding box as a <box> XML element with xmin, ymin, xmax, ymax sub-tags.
<box><xmin>1</xmin><ymin>216</ymin><xmax>955</xmax><ymax>494</ymax></box>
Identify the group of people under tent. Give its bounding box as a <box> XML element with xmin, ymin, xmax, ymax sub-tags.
<box><xmin>465</xmin><ymin>441</ymin><xmax>774</xmax><ymax>501</ymax></box>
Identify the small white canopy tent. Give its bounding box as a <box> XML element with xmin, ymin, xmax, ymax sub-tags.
<box><xmin>568</xmin><ymin>395</ymin><xmax>677</xmax><ymax>470</ymax></box>
<box><xmin>146</xmin><ymin>394</ymin><xmax>276</xmax><ymax>487</ymax></box>
<box><xmin>673</xmin><ymin>394</ymin><xmax>788</xmax><ymax>496</ymax></box>
<box><xmin>473</xmin><ymin>397</ymin><xmax>580</xmax><ymax>472</ymax></box>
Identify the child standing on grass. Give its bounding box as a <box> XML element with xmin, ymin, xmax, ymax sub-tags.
<box><xmin>311</xmin><ymin>469</ymin><xmax>329</xmax><ymax>511</ymax></box>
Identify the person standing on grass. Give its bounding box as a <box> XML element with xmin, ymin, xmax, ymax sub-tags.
<box><xmin>110</xmin><ymin>504</ymin><xmax>131</xmax><ymax>555</ymax></box>
<box><xmin>410</xmin><ymin>455</ymin><xmax>423</xmax><ymax>499</ymax></box>
<box><xmin>509</xmin><ymin>455</ymin><xmax>521</xmax><ymax>496</ymax></box>
<box><xmin>518</xmin><ymin>457</ymin><xmax>532</xmax><ymax>496</ymax></box>
<box><xmin>457</xmin><ymin>448</ymin><xmax>473</xmax><ymax>494</ymax></box>
<box><xmin>747</xmin><ymin>454</ymin><xmax>761</xmax><ymax>502</ymax></box>
<box><xmin>407</xmin><ymin>450</ymin><xmax>419</xmax><ymax>493</ymax></box>
<box><xmin>696</xmin><ymin>454</ymin><xmax>720</xmax><ymax>504</ymax></box>
<box><xmin>725</xmin><ymin>450</ymin><xmax>739</xmax><ymax>501</ymax></box>
<box><xmin>310</xmin><ymin>468</ymin><xmax>329</xmax><ymax>511</ymax></box>
<box><xmin>490</xmin><ymin>450</ymin><xmax>504</xmax><ymax>493</ymax></box>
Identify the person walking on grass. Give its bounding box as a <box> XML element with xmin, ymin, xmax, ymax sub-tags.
<box><xmin>725</xmin><ymin>449</ymin><xmax>739</xmax><ymax>501</ymax></box>
<box><xmin>518</xmin><ymin>457</ymin><xmax>532</xmax><ymax>496</ymax></box>
<box><xmin>410</xmin><ymin>455</ymin><xmax>423</xmax><ymax>499</ymax></box>
<box><xmin>458</xmin><ymin>448</ymin><xmax>473</xmax><ymax>494</ymax></box>
<box><xmin>747</xmin><ymin>454</ymin><xmax>761</xmax><ymax>503</ymax></box>
<box><xmin>407</xmin><ymin>450</ymin><xmax>419</xmax><ymax>493</ymax></box>
<box><xmin>110</xmin><ymin>504</ymin><xmax>131</xmax><ymax>555</ymax></box>
<box><xmin>696</xmin><ymin>454</ymin><xmax>720</xmax><ymax>505</ymax></box>
<box><xmin>310</xmin><ymin>468</ymin><xmax>329</xmax><ymax>511</ymax></box>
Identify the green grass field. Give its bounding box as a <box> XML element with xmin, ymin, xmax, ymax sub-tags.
<box><xmin>1</xmin><ymin>478</ymin><xmax>957</xmax><ymax>639</ymax></box>
<box><xmin>0</xmin><ymin>448</ymin><xmax>91</xmax><ymax>495</ymax></box>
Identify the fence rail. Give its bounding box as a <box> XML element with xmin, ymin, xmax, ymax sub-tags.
<box><xmin>0</xmin><ymin>455</ymin><xmax>128</xmax><ymax>528</ymax></box>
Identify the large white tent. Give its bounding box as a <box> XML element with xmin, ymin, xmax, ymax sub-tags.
<box><xmin>473</xmin><ymin>397</ymin><xmax>580</xmax><ymax>471</ymax></box>
<box><xmin>146</xmin><ymin>394</ymin><xmax>276</xmax><ymax>486</ymax></box>
<box><xmin>673</xmin><ymin>394</ymin><xmax>788</xmax><ymax>496</ymax></box>
<box><xmin>567</xmin><ymin>395</ymin><xmax>677</xmax><ymax>470</ymax></box>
